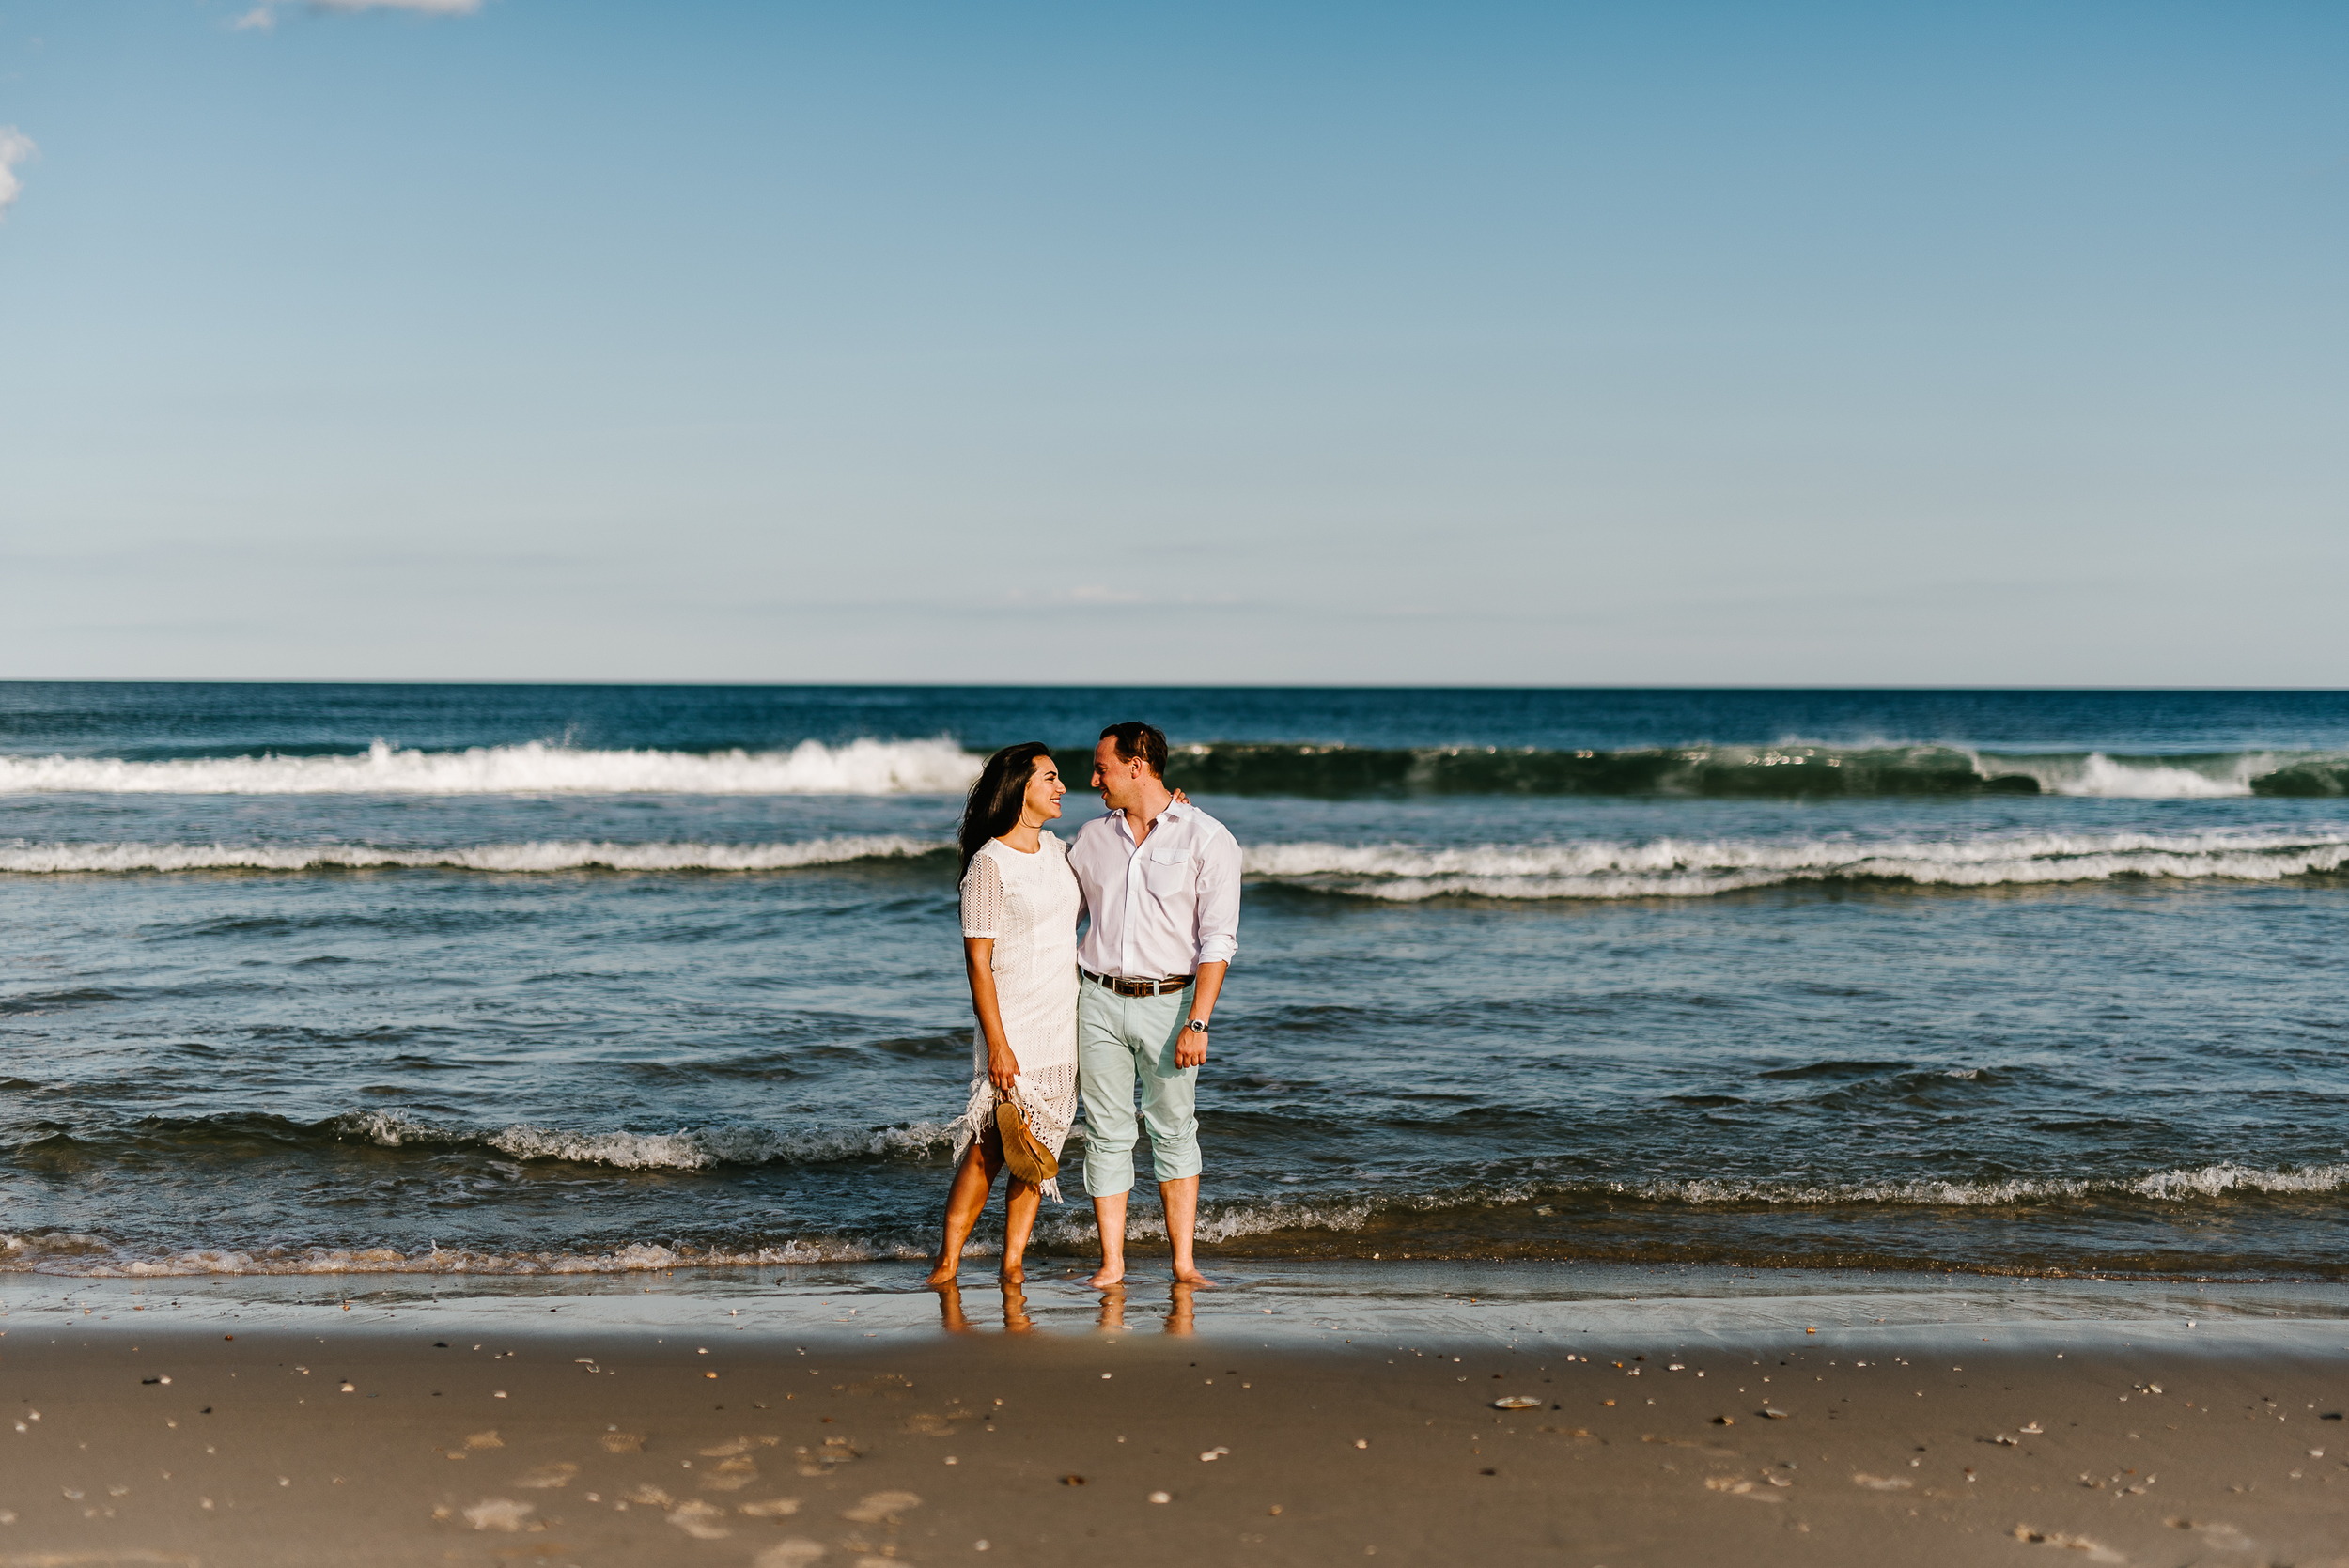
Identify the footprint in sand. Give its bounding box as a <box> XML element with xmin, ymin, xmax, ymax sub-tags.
<box><xmin>841</xmin><ymin>1491</ymin><xmax>923</xmax><ymax>1525</ymax></box>
<box><xmin>754</xmin><ymin>1542</ymin><xmax>829</xmax><ymax>1568</ymax></box>
<box><xmin>739</xmin><ymin>1498</ymin><xmax>801</xmax><ymax>1518</ymax></box>
<box><xmin>666</xmin><ymin>1499</ymin><xmax>731</xmax><ymax>1540</ymax></box>
<box><xmin>460</xmin><ymin>1498</ymin><xmax>535</xmax><ymax>1531</ymax></box>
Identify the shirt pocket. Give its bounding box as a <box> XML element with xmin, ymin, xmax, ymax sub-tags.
<box><xmin>1142</xmin><ymin>846</ymin><xmax>1191</xmax><ymax>894</ymax></box>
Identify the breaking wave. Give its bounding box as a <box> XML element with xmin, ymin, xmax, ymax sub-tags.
<box><xmin>1243</xmin><ymin>829</ymin><xmax>2349</xmax><ymax>900</ymax></box>
<box><xmin>1161</xmin><ymin>1162</ymin><xmax>2349</xmax><ymax>1231</ymax></box>
<box><xmin>8</xmin><ymin>1162</ymin><xmax>2341</xmax><ymax>1276</ymax></box>
<box><xmin>1620</xmin><ymin>1161</ymin><xmax>2349</xmax><ymax>1207</ymax></box>
<box><xmin>0</xmin><ymin>836</ymin><xmax>946</xmax><ymax>875</ymax></box>
<box><xmin>13</xmin><ymin>829</ymin><xmax>2346</xmax><ymax>893</ymax></box>
<box><xmin>3</xmin><ymin>1110</ymin><xmax>956</xmax><ymax>1172</ymax></box>
<box><xmin>335</xmin><ymin>1110</ymin><xmax>955</xmax><ymax>1170</ymax></box>
<box><xmin>8</xmin><ymin>737</ymin><xmax>2347</xmax><ymax>800</ymax></box>
<box><xmin>1138</xmin><ymin>742</ymin><xmax>2349</xmax><ymax>799</ymax></box>
<box><xmin>0</xmin><ymin>1232</ymin><xmax>919</xmax><ymax>1278</ymax></box>
<box><xmin>0</xmin><ymin>737</ymin><xmax>980</xmax><ymax>796</ymax></box>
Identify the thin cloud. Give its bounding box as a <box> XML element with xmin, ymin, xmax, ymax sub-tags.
<box><xmin>235</xmin><ymin>0</ymin><xmax>483</xmax><ymax>31</ymax></box>
<box><xmin>0</xmin><ymin>127</ymin><xmax>35</xmax><ymax>219</ymax></box>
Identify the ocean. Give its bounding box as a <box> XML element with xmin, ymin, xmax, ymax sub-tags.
<box><xmin>4</xmin><ymin>683</ymin><xmax>2346</xmax><ymax>1283</ymax></box>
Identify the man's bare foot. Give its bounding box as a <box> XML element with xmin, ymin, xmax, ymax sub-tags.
<box><xmin>1086</xmin><ymin>1264</ymin><xmax>1126</xmax><ymax>1288</ymax></box>
<box><xmin>925</xmin><ymin>1259</ymin><xmax>959</xmax><ymax>1287</ymax></box>
<box><xmin>1170</xmin><ymin>1264</ymin><xmax>1215</xmax><ymax>1286</ymax></box>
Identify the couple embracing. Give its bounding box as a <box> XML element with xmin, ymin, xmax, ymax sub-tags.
<box><xmin>927</xmin><ymin>722</ymin><xmax>1240</xmax><ymax>1289</ymax></box>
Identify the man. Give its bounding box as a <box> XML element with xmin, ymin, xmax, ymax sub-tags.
<box><xmin>1066</xmin><ymin>721</ymin><xmax>1241</xmax><ymax>1287</ymax></box>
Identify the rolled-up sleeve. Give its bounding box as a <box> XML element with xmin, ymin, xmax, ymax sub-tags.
<box><xmin>1192</xmin><ymin>825</ymin><xmax>1242</xmax><ymax>967</ymax></box>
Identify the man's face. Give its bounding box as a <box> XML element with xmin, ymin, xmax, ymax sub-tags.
<box><xmin>1091</xmin><ymin>737</ymin><xmax>1145</xmax><ymax>810</ymax></box>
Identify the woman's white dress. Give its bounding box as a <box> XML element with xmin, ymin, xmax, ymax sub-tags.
<box><xmin>952</xmin><ymin>834</ymin><xmax>1081</xmax><ymax>1201</ymax></box>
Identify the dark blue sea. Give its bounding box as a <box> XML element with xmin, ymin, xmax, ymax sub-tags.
<box><xmin>5</xmin><ymin>683</ymin><xmax>2347</xmax><ymax>1281</ymax></box>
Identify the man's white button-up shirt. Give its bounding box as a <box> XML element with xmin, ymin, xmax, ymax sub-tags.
<box><xmin>1068</xmin><ymin>800</ymin><xmax>1242</xmax><ymax>980</ymax></box>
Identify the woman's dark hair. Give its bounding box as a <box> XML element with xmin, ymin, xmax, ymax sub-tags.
<box><xmin>959</xmin><ymin>742</ymin><xmax>1053</xmax><ymax>877</ymax></box>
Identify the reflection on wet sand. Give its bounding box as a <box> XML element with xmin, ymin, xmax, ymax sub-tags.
<box><xmin>1001</xmin><ymin>1281</ymin><xmax>1035</xmax><ymax>1333</ymax></box>
<box><xmin>931</xmin><ymin>1279</ymin><xmax>1201</xmax><ymax>1336</ymax></box>
<box><xmin>934</xmin><ymin>1281</ymin><xmax>972</xmax><ymax>1333</ymax></box>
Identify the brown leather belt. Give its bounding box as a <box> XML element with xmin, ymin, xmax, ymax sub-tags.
<box><xmin>1081</xmin><ymin>968</ymin><xmax>1194</xmax><ymax>998</ymax></box>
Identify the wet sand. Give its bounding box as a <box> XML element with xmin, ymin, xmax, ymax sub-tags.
<box><xmin>2</xmin><ymin>1275</ymin><xmax>2346</xmax><ymax>1566</ymax></box>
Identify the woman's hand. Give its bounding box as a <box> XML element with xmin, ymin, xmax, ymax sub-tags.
<box><xmin>987</xmin><ymin>1041</ymin><xmax>1020</xmax><ymax>1096</ymax></box>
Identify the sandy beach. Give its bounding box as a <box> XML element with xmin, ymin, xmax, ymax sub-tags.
<box><xmin>12</xmin><ymin>0</ymin><xmax>2349</xmax><ymax>1543</ymax></box>
<box><xmin>3</xmin><ymin>1269</ymin><xmax>2345</xmax><ymax>1567</ymax></box>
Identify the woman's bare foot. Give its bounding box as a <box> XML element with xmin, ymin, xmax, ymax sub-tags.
<box><xmin>999</xmin><ymin>1259</ymin><xmax>1026</xmax><ymax>1283</ymax></box>
<box><xmin>925</xmin><ymin>1258</ymin><xmax>959</xmax><ymax>1287</ymax></box>
<box><xmin>1086</xmin><ymin>1263</ymin><xmax>1125</xmax><ymax>1287</ymax></box>
<box><xmin>1171</xmin><ymin>1263</ymin><xmax>1215</xmax><ymax>1286</ymax></box>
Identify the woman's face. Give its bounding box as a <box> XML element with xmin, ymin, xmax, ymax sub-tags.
<box><xmin>1024</xmin><ymin>755</ymin><xmax>1066</xmax><ymax>822</ymax></box>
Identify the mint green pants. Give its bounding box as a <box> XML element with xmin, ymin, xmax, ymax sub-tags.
<box><xmin>1077</xmin><ymin>980</ymin><xmax>1202</xmax><ymax>1196</ymax></box>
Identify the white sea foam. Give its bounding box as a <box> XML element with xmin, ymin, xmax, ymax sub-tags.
<box><xmin>335</xmin><ymin>1110</ymin><xmax>953</xmax><ymax>1170</ymax></box>
<box><xmin>1027</xmin><ymin>1196</ymin><xmax>1379</xmax><ymax>1250</ymax></box>
<box><xmin>0</xmin><ymin>737</ymin><xmax>982</xmax><ymax>796</ymax></box>
<box><xmin>1628</xmin><ymin>1161</ymin><xmax>2349</xmax><ymax>1207</ymax></box>
<box><xmin>12</xmin><ymin>829</ymin><xmax>2341</xmax><ymax>892</ymax></box>
<box><xmin>1971</xmin><ymin>751</ymin><xmax>2295</xmax><ymax>798</ymax></box>
<box><xmin>1243</xmin><ymin>830</ymin><xmax>2349</xmax><ymax>900</ymax></box>
<box><xmin>10</xmin><ymin>1161</ymin><xmax>2337</xmax><ymax>1275</ymax></box>
<box><xmin>0</xmin><ymin>1233</ymin><xmax>928</xmax><ymax>1278</ymax></box>
<box><xmin>0</xmin><ymin>836</ymin><xmax>944</xmax><ymax>875</ymax></box>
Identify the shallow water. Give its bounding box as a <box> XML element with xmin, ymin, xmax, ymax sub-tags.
<box><xmin>4</xmin><ymin>684</ymin><xmax>2346</xmax><ymax>1280</ymax></box>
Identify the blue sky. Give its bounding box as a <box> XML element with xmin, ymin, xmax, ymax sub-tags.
<box><xmin>2</xmin><ymin>1</ymin><xmax>2343</xmax><ymax>684</ymax></box>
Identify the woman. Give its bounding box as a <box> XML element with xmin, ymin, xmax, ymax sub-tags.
<box><xmin>928</xmin><ymin>742</ymin><xmax>1082</xmax><ymax>1285</ymax></box>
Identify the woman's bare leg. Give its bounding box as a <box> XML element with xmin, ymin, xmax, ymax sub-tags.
<box><xmin>927</xmin><ymin>1137</ymin><xmax>1003</xmax><ymax>1286</ymax></box>
<box><xmin>999</xmin><ymin>1177</ymin><xmax>1043</xmax><ymax>1281</ymax></box>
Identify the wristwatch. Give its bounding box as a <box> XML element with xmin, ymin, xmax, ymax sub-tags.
<box><xmin>1183</xmin><ymin>1019</ymin><xmax>1209</xmax><ymax>1034</ymax></box>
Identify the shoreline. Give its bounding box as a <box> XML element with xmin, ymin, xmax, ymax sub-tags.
<box><xmin>3</xmin><ymin>1268</ymin><xmax>2345</xmax><ymax>1564</ymax></box>
<box><xmin>9</xmin><ymin>1258</ymin><xmax>2349</xmax><ymax>1332</ymax></box>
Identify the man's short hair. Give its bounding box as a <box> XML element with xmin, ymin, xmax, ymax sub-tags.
<box><xmin>1099</xmin><ymin>722</ymin><xmax>1169</xmax><ymax>778</ymax></box>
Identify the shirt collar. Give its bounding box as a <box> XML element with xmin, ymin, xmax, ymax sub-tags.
<box><xmin>1105</xmin><ymin>798</ymin><xmax>1188</xmax><ymax>839</ymax></box>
